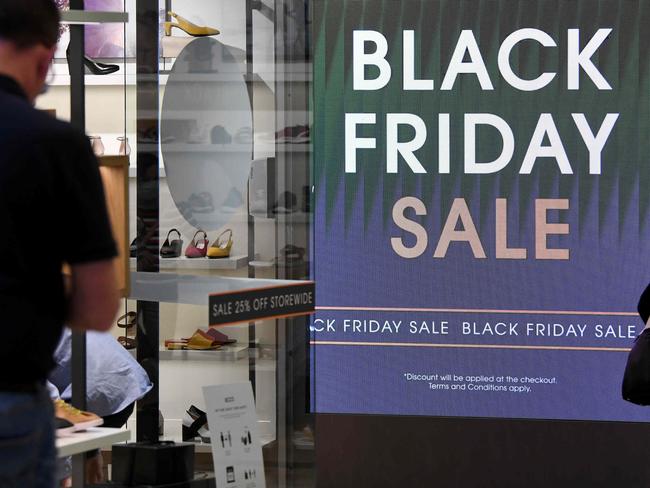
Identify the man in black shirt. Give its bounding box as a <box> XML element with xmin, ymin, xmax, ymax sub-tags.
<box><xmin>0</xmin><ymin>1</ymin><xmax>118</xmax><ymax>486</ymax></box>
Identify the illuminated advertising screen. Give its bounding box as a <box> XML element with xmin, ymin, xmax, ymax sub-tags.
<box><xmin>312</xmin><ymin>0</ymin><xmax>650</xmax><ymax>421</ymax></box>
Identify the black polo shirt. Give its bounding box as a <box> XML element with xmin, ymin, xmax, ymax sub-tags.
<box><xmin>0</xmin><ymin>75</ymin><xmax>116</xmax><ymax>384</ymax></box>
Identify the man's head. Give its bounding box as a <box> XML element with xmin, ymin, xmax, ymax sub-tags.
<box><xmin>0</xmin><ymin>0</ymin><xmax>60</xmax><ymax>102</ymax></box>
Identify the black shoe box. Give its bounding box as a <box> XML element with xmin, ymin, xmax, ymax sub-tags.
<box><xmin>111</xmin><ymin>442</ymin><xmax>195</xmax><ymax>486</ymax></box>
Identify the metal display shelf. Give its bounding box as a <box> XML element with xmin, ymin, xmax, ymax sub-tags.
<box><xmin>57</xmin><ymin>428</ymin><xmax>130</xmax><ymax>458</ymax></box>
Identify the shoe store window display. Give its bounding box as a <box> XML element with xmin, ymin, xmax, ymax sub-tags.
<box><xmin>0</xmin><ymin>2</ymin><xmax>120</xmax><ymax>487</ymax></box>
<box><xmin>48</xmin><ymin>328</ymin><xmax>153</xmax><ymax>486</ymax></box>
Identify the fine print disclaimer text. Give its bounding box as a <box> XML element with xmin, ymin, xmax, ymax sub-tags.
<box><xmin>402</xmin><ymin>372</ymin><xmax>557</xmax><ymax>394</ymax></box>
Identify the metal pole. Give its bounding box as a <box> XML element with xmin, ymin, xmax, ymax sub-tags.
<box><xmin>68</xmin><ymin>1</ymin><xmax>87</xmax><ymax>485</ymax></box>
<box><xmin>136</xmin><ymin>0</ymin><xmax>161</xmax><ymax>442</ymax></box>
<box><xmin>247</xmin><ymin>0</ymin><xmax>258</xmax><ymax>400</ymax></box>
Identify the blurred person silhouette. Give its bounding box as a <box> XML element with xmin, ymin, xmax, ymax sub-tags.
<box><xmin>0</xmin><ymin>1</ymin><xmax>118</xmax><ymax>485</ymax></box>
<box><xmin>49</xmin><ymin>328</ymin><xmax>152</xmax><ymax>485</ymax></box>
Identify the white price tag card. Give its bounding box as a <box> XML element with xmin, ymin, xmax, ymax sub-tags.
<box><xmin>202</xmin><ymin>383</ymin><xmax>266</xmax><ymax>488</ymax></box>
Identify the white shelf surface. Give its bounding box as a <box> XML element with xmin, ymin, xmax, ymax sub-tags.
<box><xmin>129</xmin><ymin>272</ymin><xmax>299</xmax><ymax>306</ymax></box>
<box><xmin>159</xmin><ymin>344</ymin><xmax>249</xmax><ymax>361</ymax></box>
<box><xmin>131</xmin><ymin>255</ymin><xmax>248</xmax><ymax>270</ymax></box>
<box><xmin>57</xmin><ymin>428</ymin><xmax>130</xmax><ymax>458</ymax></box>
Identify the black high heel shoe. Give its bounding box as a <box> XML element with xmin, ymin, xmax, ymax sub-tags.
<box><xmin>66</xmin><ymin>44</ymin><xmax>119</xmax><ymax>76</ymax></box>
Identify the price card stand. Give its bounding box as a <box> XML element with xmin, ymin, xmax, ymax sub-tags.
<box><xmin>203</xmin><ymin>383</ymin><xmax>267</xmax><ymax>488</ymax></box>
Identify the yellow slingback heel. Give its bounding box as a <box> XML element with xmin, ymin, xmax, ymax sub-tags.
<box><xmin>163</xmin><ymin>11</ymin><xmax>220</xmax><ymax>37</ymax></box>
<box><xmin>207</xmin><ymin>229</ymin><xmax>233</xmax><ymax>259</ymax></box>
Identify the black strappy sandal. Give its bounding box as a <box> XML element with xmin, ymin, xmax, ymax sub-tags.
<box><xmin>182</xmin><ymin>405</ymin><xmax>210</xmax><ymax>442</ymax></box>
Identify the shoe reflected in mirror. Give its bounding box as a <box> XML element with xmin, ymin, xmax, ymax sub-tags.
<box><xmin>210</xmin><ymin>125</ymin><xmax>232</xmax><ymax>145</ymax></box>
<box><xmin>188</xmin><ymin>192</ymin><xmax>214</xmax><ymax>214</ymax></box>
<box><xmin>222</xmin><ymin>188</ymin><xmax>244</xmax><ymax>213</ymax></box>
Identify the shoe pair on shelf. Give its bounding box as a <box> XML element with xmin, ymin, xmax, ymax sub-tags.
<box><xmin>165</xmin><ymin>328</ymin><xmax>235</xmax><ymax>351</ymax></box>
<box><xmin>55</xmin><ymin>399</ymin><xmax>103</xmax><ymax>437</ymax></box>
<box><xmin>160</xmin><ymin>228</ymin><xmax>233</xmax><ymax>259</ymax></box>
<box><xmin>163</xmin><ymin>11</ymin><xmax>220</xmax><ymax>37</ymax></box>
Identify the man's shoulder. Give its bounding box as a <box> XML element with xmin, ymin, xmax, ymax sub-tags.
<box><xmin>28</xmin><ymin>109</ymin><xmax>86</xmax><ymax>146</ymax></box>
<box><xmin>0</xmin><ymin>93</ymin><xmax>87</xmax><ymax>147</ymax></box>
